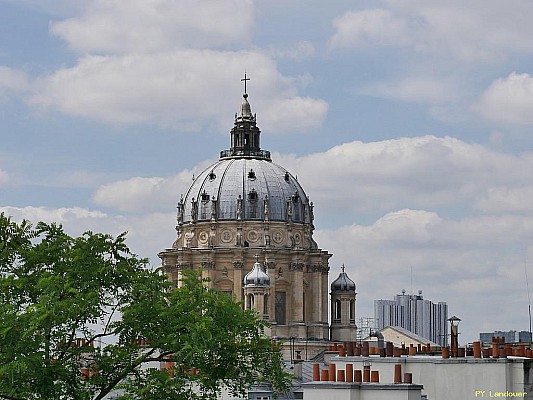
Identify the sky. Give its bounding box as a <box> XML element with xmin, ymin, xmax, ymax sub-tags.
<box><xmin>2</xmin><ymin>0</ymin><xmax>533</xmax><ymax>343</ymax></box>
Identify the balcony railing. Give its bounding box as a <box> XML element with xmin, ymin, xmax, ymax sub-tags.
<box><xmin>220</xmin><ymin>149</ymin><xmax>271</xmax><ymax>160</ymax></box>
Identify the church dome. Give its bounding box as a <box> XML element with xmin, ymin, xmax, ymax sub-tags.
<box><xmin>176</xmin><ymin>84</ymin><xmax>313</xmax><ymax>225</ymax></box>
<box><xmin>180</xmin><ymin>158</ymin><xmax>310</xmax><ymax>223</ymax></box>
<box><xmin>331</xmin><ymin>266</ymin><xmax>356</xmax><ymax>292</ymax></box>
<box><xmin>244</xmin><ymin>260</ymin><xmax>270</xmax><ymax>286</ymax></box>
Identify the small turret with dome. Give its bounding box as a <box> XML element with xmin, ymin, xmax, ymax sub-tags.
<box><xmin>244</xmin><ymin>256</ymin><xmax>271</xmax><ymax>287</ymax></box>
<box><xmin>330</xmin><ymin>265</ymin><xmax>357</xmax><ymax>341</ymax></box>
<box><xmin>331</xmin><ymin>264</ymin><xmax>356</xmax><ymax>292</ymax></box>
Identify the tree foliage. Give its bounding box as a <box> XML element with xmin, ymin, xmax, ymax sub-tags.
<box><xmin>0</xmin><ymin>214</ymin><xmax>291</xmax><ymax>399</ymax></box>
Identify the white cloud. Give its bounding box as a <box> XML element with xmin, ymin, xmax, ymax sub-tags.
<box><xmin>262</xmin><ymin>96</ymin><xmax>328</xmax><ymax>132</ymax></box>
<box><xmin>29</xmin><ymin>50</ymin><xmax>327</xmax><ymax>131</ymax></box>
<box><xmin>50</xmin><ymin>0</ymin><xmax>254</xmax><ymax>54</ymax></box>
<box><xmin>91</xmin><ymin>160</ymin><xmax>213</xmax><ymax>213</ymax></box>
<box><xmin>0</xmin><ymin>206</ymin><xmax>107</xmax><ymax>227</ymax></box>
<box><xmin>329</xmin><ymin>9</ymin><xmax>409</xmax><ymax>49</ymax></box>
<box><xmin>93</xmin><ymin>176</ymin><xmax>175</xmax><ymax>213</ymax></box>
<box><xmin>475</xmin><ymin>186</ymin><xmax>533</xmax><ymax>213</ymax></box>
<box><xmin>0</xmin><ymin>206</ymin><xmax>174</xmax><ymax>265</ymax></box>
<box><xmin>11</xmin><ymin>1</ymin><xmax>328</xmax><ymax>132</ymax></box>
<box><xmin>94</xmin><ymin>135</ymin><xmax>533</xmax><ymax>221</ymax></box>
<box><xmin>474</xmin><ymin>73</ymin><xmax>533</xmax><ymax>125</ymax></box>
<box><xmin>267</xmin><ymin>41</ymin><xmax>315</xmax><ymax>60</ymax></box>
<box><xmin>372</xmin><ymin>209</ymin><xmax>442</xmax><ymax>244</ymax></box>
<box><xmin>277</xmin><ymin>135</ymin><xmax>533</xmax><ymax>218</ymax></box>
<box><xmin>316</xmin><ymin>209</ymin><xmax>533</xmax><ymax>341</ymax></box>
<box><xmin>0</xmin><ymin>66</ymin><xmax>29</xmax><ymax>101</ymax></box>
<box><xmin>330</xmin><ymin>1</ymin><xmax>533</xmax><ymax>62</ymax></box>
<box><xmin>403</xmin><ymin>0</ymin><xmax>533</xmax><ymax>61</ymax></box>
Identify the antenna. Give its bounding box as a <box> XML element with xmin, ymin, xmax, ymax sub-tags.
<box><xmin>410</xmin><ymin>266</ymin><xmax>413</xmax><ymax>296</ymax></box>
<box><xmin>525</xmin><ymin>260</ymin><xmax>532</xmax><ymax>336</ymax></box>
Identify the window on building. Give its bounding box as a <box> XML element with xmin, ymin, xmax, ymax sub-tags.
<box><xmin>263</xmin><ymin>294</ymin><xmax>269</xmax><ymax>317</ymax></box>
<box><xmin>199</xmin><ymin>204</ymin><xmax>209</xmax><ymax>220</ymax></box>
<box><xmin>350</xmin><ymin>300</ymin><xmax>355</xmax><ymax>322</ymax></box>
<box><xmin>247</xmin><ymin>294</ymin><xmax>254</xmax><ymax>310</ymax></box>
<box><xmin>303</xmin><ymin>291</ymin><xmax>306</xmax><ymax>321</ymax></box>
<box><xmin>334</xmin><ymin>299</ymin><xmax>341</xmax><ymax>322</ymax></box>
<box><xmin>275</xmin><ymin>291</ymin><xmax>286</xmax><ymax>325</ymax></box>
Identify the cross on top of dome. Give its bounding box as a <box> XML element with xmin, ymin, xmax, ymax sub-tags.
<box><xmin>241</xmin><ymin>72</ymin><xmax>250</xmax><ymax>96</ymax></box>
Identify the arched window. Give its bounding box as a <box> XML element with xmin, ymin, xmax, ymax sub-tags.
<box><xmin>303</xmin><ymin>292</ymin><xmax>306</xmax><ymax>321</ymax></box>
<box><xmin>275</xmin><ymin>291</ymin><xmax>286</xmax><ymax>325</ymax></box>
<box><xmin>247</xmin><ymin>294</ymin><xmax>254</xmax><ymax>310</ymax></box>
<box><xmin>350</xmin><ymin>300</ymin><xmax>355</xmax><ymax>322</ymax></box>
<box><xmin>335</xmin><ymin>299</ymin><xmax>341</xmax><ymax>321</ymax></box>
<box><xmin>263</xmin><ymin>294</ymin><xmax>269</xmax><ymax>317</ymax></box>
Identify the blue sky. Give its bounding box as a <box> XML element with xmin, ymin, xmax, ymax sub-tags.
<box><xmin>2</xmin><ymin>0</ymin><xmax>533</xmax><ymax>343</ymax></box>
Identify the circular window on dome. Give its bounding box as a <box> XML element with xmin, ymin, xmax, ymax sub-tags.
<box><xmin>248</xmin><ymin>169</ymin><xmax>256</xmax><ymax>180</ymax></box>
<box><xmin>248</xmin><ymin>189</ymin><xmax>258</xmax><ymax>203</ymax></box>
<box><xmin>292</xmin><ymin>192</ymin><xmax>300</xmax><ymax>203</ymax></box>
<box><xmin>208</xmin><ymin>171</ymin><xmax>216</xmax><ymax>181</ymax></box>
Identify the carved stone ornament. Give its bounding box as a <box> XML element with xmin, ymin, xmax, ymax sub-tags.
<box><xmin>289</xmin><ymin>262</ymin><xmax>305</xmax><ymax>271</ymax></box>
<box><xmin>264</xmin><ymin>260</ymin><xmax>277</xmax><ymax>270</ymax></box>
<box><xmin>247</xmin><ymin>230</ymin><xmax>259</xmax><ymax>242</ymax></box>
<box><xmin>201</xmin><ymin>261</ymin><xmax>215</xmax><ymax>270</ymax></box>
<box><xmin>221</xmin><ymin>230</ymin><xmax>233</xmax><ymax>243</ymax></box>
<box><xmin>198</xmin><ymin>231</ymin><xmax>209</xmax><ymax>244</ymax></box>
<box><xmin>184</xmin><ymin>231</ymin><xmax>194</xmax><ymax>247</ymax></box>
<box><xmin>273</xmin><ymin>231</ymin><xmax>284</xmax><ymax>244</ymax></box>
<box><xmin>176</xmin><ymin>262</ymin><xmax>192</xmax><ymax>271</ymax></box>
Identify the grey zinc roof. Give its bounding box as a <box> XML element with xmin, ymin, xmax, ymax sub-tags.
<box><xmin>181</xmin><ymin>157</ymin><xmax>311</xmax><ymax>223</ymax></box>
<box><xmin>244</xmin><ymin>261</ymin><xmax>271</xmax><ymax>286</ymax></box>
<box><xmin>331</xmin><ymin>268</ymin><xmax>356</xmax><ymax>292</ymax></box>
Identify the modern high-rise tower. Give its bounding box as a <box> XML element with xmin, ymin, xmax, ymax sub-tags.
<box><xmin>374</xmin><ymin>290</ymin><xmax>448</xmax><ymax>346</ymax></box>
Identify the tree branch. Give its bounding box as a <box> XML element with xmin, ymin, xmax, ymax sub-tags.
<box><xmin>93</xmin><ymin>347</ymin><xmax>158</xmax><ymax>400</ymax></box>
<box><xmin>0</xmin><ymin>393</ymin><xmax>26</xmax><ymax>400</ymax></box>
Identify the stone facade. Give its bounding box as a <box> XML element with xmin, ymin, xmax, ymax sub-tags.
<box><xmin>159</xmin><ymin>85</ymin><xmax>332</xmax><ymax>341</ymax></box>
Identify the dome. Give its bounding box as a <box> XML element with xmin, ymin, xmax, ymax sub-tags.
<box><xmin>180</xmin><ymin>158</ymin><xmax>310</xmax><ymax>223</ymax></box>
<box><xmin>176</xmin><ymin>87</ymin><xmax>314</xmax><ymax>225</ymax></box>
<box><xmin>244</xmin><ymin>260</ymin><xmax>270</xmax><ymax>286</ymax></box>
<box><xmin>331</xmin><ymin>265</ymin><xmax>356</xmax><ymax>292</ymax></box>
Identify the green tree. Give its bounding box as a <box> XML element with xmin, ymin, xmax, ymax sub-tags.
<box><xmin>0</xmin><ymin>214</ymin><xmax>290</xmax><ymax>400</ymax></box>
